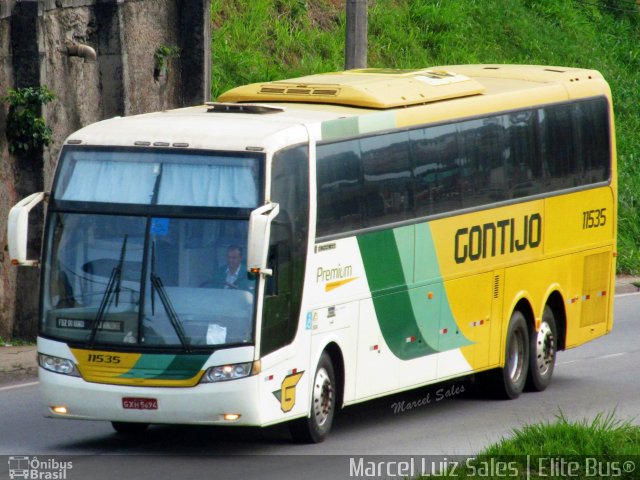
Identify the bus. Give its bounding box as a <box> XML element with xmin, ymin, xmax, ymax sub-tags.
<box><xmin>8</xmin><ymin>65</ymin><xmax>616</xmax><ymax>443</ymax></box>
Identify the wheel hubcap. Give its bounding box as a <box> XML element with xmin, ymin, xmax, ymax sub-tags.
<box><xmin>535</xmin><ymin>322</ymin><xmax>555</xmax><ymax>376</ymax></box>
<box><xmin>312</xmin><ymin>368</ymin><xmax>333</xmax><ymax>427</ymax></box>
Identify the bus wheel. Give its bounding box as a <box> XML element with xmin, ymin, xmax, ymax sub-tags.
<box><xmin>289</xmin><ymin>352</ymin><xmax>335</xmax><ymax>443</ymax></box>
<box><xmin>492</xmin><ymin>311</ymin><xmax>529</xmax><ymax>399</ymax></box>
<box><xmin>111</xmin><ymin>421</ymin><xmax>149</xmax><ymax>435</ymax></box>
<box><xmin>526</xmin><ymin>306</ymin><xmax>557</xmax><ymax>392</ymax></box>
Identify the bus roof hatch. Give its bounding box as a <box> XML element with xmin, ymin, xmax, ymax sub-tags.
<box><xmin>217</xmin><ymin>68</ymin><xmax>485</xmax><ymax>109</ymax></box>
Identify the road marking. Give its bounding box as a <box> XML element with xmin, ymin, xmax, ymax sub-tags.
<box><xmin>557</xmin><ymin>359</ymin><xmax>580</xmax><ymax>366</ymax></box>
<box><xmin>558</xmin><ymin>352</ymin><xmax>627</xmax><ymax>366</ymax></box>
<box><xmin>616</xmin><ymin>291</ymin><xmax>640</xmax><ymax>298</ymax></box>
<box><xmin>0</xmin><ymin>381</ymin><xmax>38</xmax><ymax>392</ymax></box>
<box><xmin>598</xmin><ymin>352</ymin><xmax>626</xmax><ymax>360</ymax></box>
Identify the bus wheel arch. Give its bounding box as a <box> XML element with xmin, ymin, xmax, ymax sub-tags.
<box><xmin>514</xmin><ymin>297</ymin><xmax>535</xmax><ymax>333</ymax></box>
<box><xmin>323</xmin><ymin>342</ymin><xmax>345</xmax><ymax>409</ymax></box>
<box><xmin>488</xmin><ymin>299</ymin><xmax>533</xmax><ymax>399</ymax></box>
<box><xmin>525</xmin><ymin>292</ymin><xmax>564</xmax><ymax>392</ymax></box>
<box><xmin>289</xmin><ymin>343</ymin><xmax>343</xmax><ymax>443</ymax></box>
<box><xmin>545</xmin><ymin>291</ymin><xmax>566</xmax><ymax>351</ymax></box>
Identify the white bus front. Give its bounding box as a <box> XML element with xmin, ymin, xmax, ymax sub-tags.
<box><xmin>35</xmin><ymin>146</ymin><xmax>270</xmax><ymax>431</ymax></box>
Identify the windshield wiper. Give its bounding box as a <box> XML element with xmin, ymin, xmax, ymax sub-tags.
<box><xmin>89</xmin><ymin>235</ymin><xmax>128</xmax><ymax>347</ymax></box>
<box><xmin>150</xmin><ymin>272</ymin><xmax>191</xmax><ymax>353</ymax></box>
<box><xmin>149</xmin><ymin>239</ymin><xmax>190</xmax><ymax>352</ymax></box>
<box><xmin>150</xmin><ymin>240</ymin><xmax>157</xmax><ymax>316</ymax></box>
<box><xmin>114</xmin><ymin>236</ymin><xmax>128</xmax><ymax>307</ymax></box>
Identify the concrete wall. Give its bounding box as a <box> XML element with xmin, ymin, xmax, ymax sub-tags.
<box><xmin>0</xmin><ymin>0</ymin><xmax>211</xmax><ymax>339</ymax></box>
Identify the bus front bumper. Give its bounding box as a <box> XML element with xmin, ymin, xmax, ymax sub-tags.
<box><xmin>39</xmin><ymin>367</ymin><xmax>263</xmax><ymax>426</ymax></box>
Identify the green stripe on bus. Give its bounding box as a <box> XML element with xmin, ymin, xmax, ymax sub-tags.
<box><xmin>357</xmin><ymin>228</ymin><xmax>437</xmax><ymax>360</ymax></box>
<box><xmin>358</xmin><ymin>222</ymin><xmax>472</xmax><ymax>360</ymax></box>
<box><xmin>119</xmin><ymin>354</ymin><xmax>209</xmax><ymax>380</ymax></box>
<box><xmin>321</xmin><ymin>111</ymin><xmax>396</xmax><ymax>142</ymax></box>
<box><xmin>358</xmin><ymin>111</ymin><xmax>396</xmax><ymax>135</ymax></box>
<box><xmin>158</xmin><ymin>355</ymin><xmax>210</xmax><ymax>380</ymax></box>
<box><xmin>410</xmin><ymin>223</ymin><xmax>472</xmax><ymax>351</ymax></box>
<box><xmin>414</xmin><ymin>223</ymin><xmax>440</xmax><ymax>281</ymax></box>
<box><xmin>321</xmin><ymin>117</ymin><xmax>360</xmax><ymax>141</ymax></box>
<box><xmin>393</xmin><ymin>226</ymin><xmax>414</xmax><ymax>284</ymax></box>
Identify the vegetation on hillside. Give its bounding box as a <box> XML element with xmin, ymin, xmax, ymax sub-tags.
<box><xmin>210</xmin><ymin>0</ymin><xmax>640</xmax><ymax>272</ymax></box>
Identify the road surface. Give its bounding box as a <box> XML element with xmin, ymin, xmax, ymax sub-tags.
<box><xmin>1</xmin><ymin>293</ymin><xmax>638</xmax><ymax>479</ymax></box>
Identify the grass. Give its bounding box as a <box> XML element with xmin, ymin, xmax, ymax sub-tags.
<box><xmin>210</xmin><ymin>0</ymin><xmax>640</xmax><ymax>273</ymax></box>
<box><xmin>0</xmin><ymin>336</ymin><xmax>36</xmax><ymax>347</ymax></box>
<box><xmin>428</xmin><ymin>412</ymin><xmax>640</xmax><ymax>479</ymax></box>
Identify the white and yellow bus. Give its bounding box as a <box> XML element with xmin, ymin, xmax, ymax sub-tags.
<box><xmin>8</xmin><ymin>65</ymin><xmax>616</xmax><ymax>443</ymax></box>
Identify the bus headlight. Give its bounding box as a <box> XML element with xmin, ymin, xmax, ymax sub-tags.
<box><xmin>38</xmin><ymin>353</ymin><xmax>80</xmax><ymax>377</ymax></box>
<box><xmin>201</xmin><ymin>361</ymin><xmax>260</xmax><ymax>383</ymax></box>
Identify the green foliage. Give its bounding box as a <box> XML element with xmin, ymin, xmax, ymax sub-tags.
<box><xmin>440</xmin><ymin>412</ymin><xmax>640</xmax><ymax>479</ymax></box>
<box><xmin>3</xmin><ymin>86</ymin><xmax>55</xmax><ymax>155</ymax></box>
<box><xmin>0</xmin><ymin>336</ymin><xmax>36</xmax><ymax>347</ymax></box>
<box><xmin>153</xmin><ymin>45</ymin><xmax>181</xmax><ymax>79</ymax></box>
<box><xmin>482</xmin><ymin>411</ymin><xmax>640</xmax><ymax>457</ymax></box>
<box><xmin>210</xmin><ymin>0</ymin><xmax>343</xmax><ymax>94</ymax></box>
<box><xmin>210</xmin><ymin>0</ymin><xmax>640</xmax><ymax>272</ymax></box>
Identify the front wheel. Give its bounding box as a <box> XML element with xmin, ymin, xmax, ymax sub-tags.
<box><xmin>491</xmin><ymin>310</ymin><xmax>530</xmax><ymax>399</ymax></box>
<box><xmin>526</xmin><ymin>306</ymin><xmax>557</xmax><ymax>391</ymax></box>
<box><xmin>289</xmin><ymin>352</ymin><xmax>335</xmax><ymax>443</ymax></box>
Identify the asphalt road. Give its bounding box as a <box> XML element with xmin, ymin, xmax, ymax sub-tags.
<box><xmin>1</xmin><ymin>293</ymin><xmax>639</xmax><ymax>480</ymax></box>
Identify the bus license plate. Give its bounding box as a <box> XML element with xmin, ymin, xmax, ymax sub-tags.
<box><xmin>122</xmin><ymin>398</ymin><xmax>158</xmax><ymax>410</ymax></box>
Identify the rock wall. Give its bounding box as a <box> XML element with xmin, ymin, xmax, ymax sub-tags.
<box><xmin>41</xmin><ymin>3</ymin><xmax>103</xmax><ymax>189</ymax></box>
<box><xmin>0</xmin><ymin>3</ymin><xmax>18</xmax><ymax>339</ymax></box>
<box><xmin>0</xmin><ymin>0</ymin><xmax>211</xmax><ymax>339</ymax></box>
<box><xmin>121</xmin><ymin>0</ymin><xmax>182</xmax><ymax>114</ymax></box>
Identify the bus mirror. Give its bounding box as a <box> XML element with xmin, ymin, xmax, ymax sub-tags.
<box><xmin>247</xmin><ymin>202</ymin><xmax>279</xmax><ymax>276</ymax></box>
<box><xmin>7</xmin><ymin>192</ymin><xmax>46</xmax><ymax>267</ymax></box>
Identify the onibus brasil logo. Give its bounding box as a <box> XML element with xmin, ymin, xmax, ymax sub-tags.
<box><xmin>8</xmin><ymin>456</ymin><xmax>72</xmax><ymax>479</ymax></box>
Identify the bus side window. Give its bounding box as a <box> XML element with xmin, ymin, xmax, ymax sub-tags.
<box><xmin>262</xmin><ymin>145</ymin><xmax>309</xmax><ymax>356</ymax></box>
<box><xmin>540</xmin><ymin>103</ymin><xmax>577</xmax><ymax>189</ymax></box>
<box><xmin>573</xmin><ymin>99</ymin><xmax>610</xmax><ymax>184</ymax></box>
<box><xmin>264</xmin><ymin>243</ymin><xmax>279</xmax><ymax>297</ymax></box>
<box><xmin>316</xmin><ymin>140</ymin><xmax>363</xmax><ymax>237</ymax></box>
<box><xmin>411</xmin><ymin>123</ymin><xmax>461</xmax><ymax>217</ymax></box>
<box><xmin>360</xmin><ymin>131</ymin><xmax>412</xmax><ymax>228</ymax></box>
<box><xmin>502</xmin><ymin>110</ymin><xmax>542</xmax><ymax>199</ymax></box>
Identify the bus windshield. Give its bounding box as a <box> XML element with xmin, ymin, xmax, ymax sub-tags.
<box><xmin>41</xmin><ymin>147</ymin><xmax>263</xmax><ymax>350</ymax></box>
<box><xmin>43</xmin><ymin>213</ymin><xmax>256</xmax><ymax>349</ymax></box>
<box><xmin>53</xmin><ymin>148</ymin><xmax>260</xmax><ymax>208</ymax></box>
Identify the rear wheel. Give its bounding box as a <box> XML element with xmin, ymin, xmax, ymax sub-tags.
<box><xmin>526</xmin><ymin>305</ymin><xmax>557</xmax><ymax>391</ymax></box>
<box><xmin>111</xmin><ymin>421</ymin><xmax>149</xmax><ymax>435</ymax></box>
<box><xmin>289</xmin><ymin>352</ymin><xmax>335</xmax><ymax>443</ymax></box>
<box><xmin>491</xmin><ymin>311</ymin><xmax>530</xmax><ymax>399</ymax></box>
